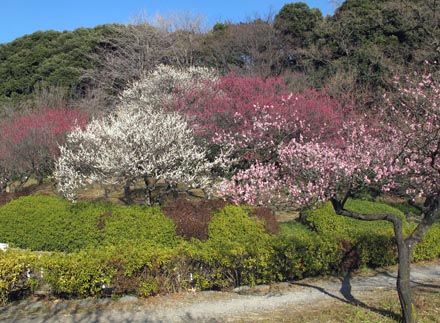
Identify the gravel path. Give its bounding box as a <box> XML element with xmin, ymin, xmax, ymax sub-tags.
<box><xmin>1</xmin><ymin>260</ymin><xmax>439</xmax><ymax>323</ymax></box>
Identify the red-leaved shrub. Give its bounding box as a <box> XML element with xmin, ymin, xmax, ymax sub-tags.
<box><xmin>249</xmin><ymin>207</ymin><xmax>280</xmax><ymax>234</ymax></box>
<box><xmin>162</xmin><ymin>199</ymin><xmax>227</xmax><ymax>241</ymax></box>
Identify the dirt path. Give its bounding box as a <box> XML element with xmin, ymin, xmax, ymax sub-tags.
<box><xmin>1</xmin><ymin>260</ymin><xmax>439</xmax><ymax>323</ymax></box>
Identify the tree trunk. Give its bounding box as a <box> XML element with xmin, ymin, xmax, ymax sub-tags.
<box><xmin>331</xmin><ymin>198</ymin><xmax>418</xmax><ymax>323</ymax></box>
<box><xmin>37</xmin><ymin>174</ymin><xmax>44</xmax><ymax>185</ymax></box>
<box><xmin>124</xmin><ymin>183</ymin><xmax>132</xmax><ymax>204</ymax></box>
<box><xmin>380</xmin><ymin>211</ymin><xmax>416</xmax><ymax>323</ymax></box>
<box><xmin>143</xmin><ymin>176</ymin><xmax>156</xmax><ymax>206</ymax></box>
<box><xmin>395</xmin><ymin>236</ymin><xmax>415</xmax><ymax>323</ymax></box>
<box><xmin>332</xmin><ymin>197</ymin><xmax>440</xmax><ymax>323</ymax></box>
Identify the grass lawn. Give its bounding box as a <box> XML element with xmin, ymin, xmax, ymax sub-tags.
<box><xmin>246</xmin><ymin>287</ymin><xmax>440</xmax><ymax>323</ymax></box>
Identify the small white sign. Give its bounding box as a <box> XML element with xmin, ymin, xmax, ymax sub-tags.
<box><xmin>0</xmin><ymin>243</ymin><xmax>9</xmax><ymax>250</ymax></box>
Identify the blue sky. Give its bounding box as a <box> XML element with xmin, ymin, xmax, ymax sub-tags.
<box><xmin>0</xmin><ymin>1</ymin><xmax>336</xmax><ymax>44</ymax></box>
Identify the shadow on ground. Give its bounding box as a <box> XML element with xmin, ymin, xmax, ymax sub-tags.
<box><xmin>292</xmin><ymin>271</ymin><xmax>402</xmax><ymax>321</ymax></box>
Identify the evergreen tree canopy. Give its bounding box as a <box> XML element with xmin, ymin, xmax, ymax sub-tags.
<box><xmin>0</xmin><ymin>25</ymin><xmax>116</xmax><ymax>102</ymax></box>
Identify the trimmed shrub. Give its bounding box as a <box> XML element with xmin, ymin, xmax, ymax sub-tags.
<box><xmin>40</xmin><ymin>248</ymin><xmax>116</xmax><ymax>298</ymax></box>
<box><xmin>413</xmin><ymin>224</ymin><xmax>440</xmax><ymax>262</ymax></box>
<box><xmin>0</xmin><ymin>196</ymin><xmax>178</xmax><ymax>252</ymax></box>
<box><xmin>0</xmin><ymin>249</ymin><xmax>38</xmax><ymax>304</ymax></box>
<box><xmin>106</xmin><ymin>241</ymin><xmax>193</xmax><ymax>296</ymax></box>
<box><xmin>1</xmin><ymin>198</ymin><xmax>438</xmax><ymax>304</ymax></box>
<box><xmin>276</xmin><ymin>221</ymin><xmax>343</xmax><ymax>279</ymax></box>
<box><xmin>384</xmin><ymin>201</ymin><xmax>422</xmax><ymax>218</ymax></box>
<box><xmin>300</xmin><ymin>200</ymin><xmax>405</xmax><ymax>269</ymax></box>
<box><xmin>99</xmin><ymin>206</ymin><xmax>178</xmax><ymax>247</ymax></box>
<box><xmin>355</xmin><ymin>233</ymin><xmax>397</xmax><ymax>267</ymax></box>
<box><xmin>200</xmin><ymin>205</ymin><xmax>277</xmax><ymax>287</ymax></box>
<box><xmin>0</xmin><ymin>196</ymin><xmax>103</xmax><ymax>251</ymax></box>
<box><xmin>300</xmin><ymin>200</ymin><xmax>405</xmax><ymax>239</ymax></box>
<box><xmin>39</xmin><ymin>242</ymin><xmax>199</xmax><ymax>298</ymax></box>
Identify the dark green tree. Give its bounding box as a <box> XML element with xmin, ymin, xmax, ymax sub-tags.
<box><xmin>274</xmin><ymin>2</ymin><xmax>323</xmax><ymax>46</ymax></box>
<box><xmin>282</xmin><ymin>0</ymin><xmax>440</xmax><ymax>106</ymax></box>
<box><xmin>0</xmin><ymin>25</ymin><xmax>116</xmax><ymax>104</ymax></box>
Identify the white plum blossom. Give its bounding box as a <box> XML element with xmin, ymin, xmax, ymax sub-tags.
<box><xmin>120</xmin><ymin>64</ymin><xmax>217</xmax><ymax>111</ymax></box>
<box><xmin>55</xmin><ymin>103</ymin><xmax>214</xmax><ymax>204</ymax></box>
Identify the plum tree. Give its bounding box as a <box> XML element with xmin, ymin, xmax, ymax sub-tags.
<box><xmin>55</xmin><ymin>104</ymin><xmax>214</xmax><ymax>205</ymax></box>
<box><xmin>218</xmin><ymin>69</ymin><xmax>440</xmax><ymax>323</ymax></box>
<box><xmin>0</xmin><ymin>107</ymin><xmax>88</xmax><ymax>191</ymax></box>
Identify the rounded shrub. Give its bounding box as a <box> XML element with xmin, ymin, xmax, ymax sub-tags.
<box><xmin>0</xmin><ymin>195</ymin><xmax>178</xmax><ymax>252</ymax></box>
<box><xmin>0</xmin><ymin>249</ymin><xmax>38</xmax><ymax>304</ymax></box>
<box><xmin>275</xmin><ymin>221</ymin><xmax>343</xmax><ymax>279</ymax></box>
<box><xmin>300</xmin><ymin>200</ymin><xmax>406</xmax><ymax>270</ymax></box>
<box><xmin>200</xmin><ymin>205</ymin><xmax>277</xmax><ymax>287</ymax></box>
<box><xmin>413</xmin><ymin>224</ymin><xmax>440</xmax><ymax>262</ymax></box>
<box><xmin>40</xmin><ymin>247</ymin><xmax>116</xmax><ymax>298</ymax></box>
<box><xmin>300</xmin><ymin>200</ymin><xmax>405</xmax><ymax>239</ymax></box>
<box><xmin>103</xmin><ymin>241</ymin><xmax>186</xmax><ymax>296</ymax></box>
<box><xmin>99</xmin><ymin>206</ymin><xmax>178</xmax><ymax>247</ymax></box>
<box><xmin>0</xmin><ymin>196</ymin><xmax>103</xmax><ymax>251</ymax></box>
<box><xmin>355</xmin><ymin>233</ymin><xmax>397</xmax><ymax>267</ymax></box>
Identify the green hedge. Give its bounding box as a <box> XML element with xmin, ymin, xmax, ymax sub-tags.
<box><xmin>275</xmin><ymin>221</ymin><xmax>343</xmax><ymax>279</ymax></box>
<box><xmin>0</xmin><ymin>196</ymin><xmax>178</xmax><ymax>252</ymax></box>
<box><xmin>0</xmin><ymin>249</ymin><xmax>38</xmax><ymax>304</ymax></box>
<box><xmin>99</xmin><ymin>206</ymin><xmax>178</xmax><ymax>248</ymax></box>
<box><xmin>0</xmin><ymin>197</ymin><xmax>439</xmax><ymax>303</ymax></box>
<box><xmin>413</xmin><ymin>224</ymin><xmax>440</xmax><ymax>262</ymax></box>
<box><xmin>196</xmin><ymin>205</ymin><xmax>277</xmax><ymax>288</ymax></box>
<box><xmin>0</xmin><ymin>196</ymin><xmax>100</xmax><ymax>251</ymax></box>
<box><xmin>0</xmin><ymin>204</ymin><xmax>279</xmax><ymax>300</ymax></box>
<box><xmin>299</xmin><ymin>200</ymin><xmax>440</xmax><ymax>268</ymax></box>
<box><xmin>39</xmin><ymin>248</ymin><xmax>116</xmax><ymax>297</ymax></box>
<box><xmin>299</xmin><ymin>200</ymin><xmax>408</xmax><ymax>268</ymax></box>
<box><xmin>300</xmin><ymin>200</ymin><xmax>407</xmax><ymax>239</ymax></box>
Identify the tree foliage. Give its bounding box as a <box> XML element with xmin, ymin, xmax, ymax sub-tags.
<box><xmin>203</xmin><ymin>19</ymin><xmax>283</xmax><ymax>77</ymax></box>
<box><xmin>274</xmin><ymin>2</ymin><xmax>323</xmax><ymax>46</ymax></box>
<box><xmin>176</xmin><ymin>73</ymin><xmax>348</xmax><ymax>169</ymax></box>
<box><xmin>275</xmin><ymin>0</ymin><xmax>440</xmax><ymax>105</ymax></box>
<box><xmin>55</xmin><ymin>103</ymin><xmax>214</xmax><ymax>204</ymax></box>
<box><xmin>0</xmin><ymin>107</ymin><xmax>88</xmax><ymax>191</ymax></box>
<box><xmin>0</xmin><ymin>25</ymin><xmax>115</xmax><ymax>104</ymax></box>
<box><xmin>1</xmin><ymin>0</ymin><xmax>439</xmax><ymax>110</ymax></box>
<box><xmin>218</xmin><ymin>68</ymin><xmax>440</xmax><ymax>323</ymax></box>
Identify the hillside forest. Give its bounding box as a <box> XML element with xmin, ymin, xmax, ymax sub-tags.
<box><xmin>0</xmin><ymin>1</ymin><xmax>440</xmax><ymax>323</ymax></box>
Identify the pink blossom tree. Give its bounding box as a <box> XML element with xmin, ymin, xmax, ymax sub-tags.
<box><xmin>219</xmin><ymin>119</ymin><xmax>390</xmax><ymax>205</ymax></box>
<box><xmin>176</xmin><ymin>74</ymin><xmax>349</xmax><ymax>168</ymax></box>
<box><xmin>0</xmin><ymin>107</ymin><xmax>88</xmax><ymax>191</ymax></box>
<box><xmin>218</xmin><ymin>71</ymin><xmax>440</xmax><ymax>323</ymax></box>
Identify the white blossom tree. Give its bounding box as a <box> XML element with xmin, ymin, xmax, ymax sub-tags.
<box><xmin>56</xmin><ymin>65</ymin><xmax>219</xmax><ymax>204</ymax></box>
<box><xmin>55</xmin><ymin>103</ymin><xmax>214</xmax><ymax>204</ymax></box>
<box><xmin>119</xmin><ymin>64</ymin><xmax>217</xmax><ymax>111</ymax></box>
